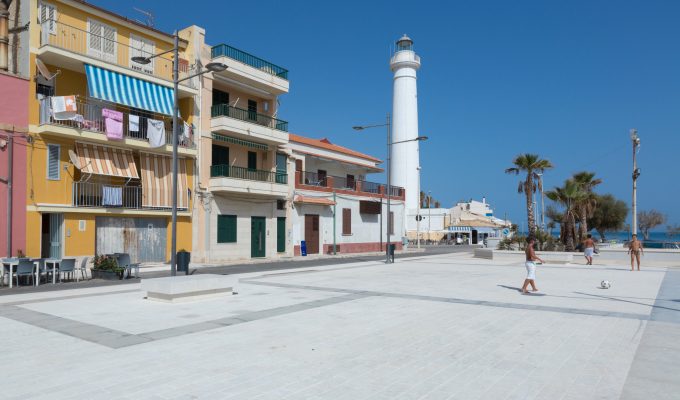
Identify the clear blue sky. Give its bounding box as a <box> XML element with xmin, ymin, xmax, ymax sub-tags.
<box><xmin>95</xmin><ymin>0</ymin><xmax>680</xmax><ymax>227</ymax></box>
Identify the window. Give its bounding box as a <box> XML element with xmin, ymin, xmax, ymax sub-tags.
<box><xmin>247</xmin><ymin>99</ymin><xmax>257</xmax><ymax>121</ymax></box>
<box><xmin>317</xmin><ymin>169</ymin><xmax>327</xmax><ymax>186</ymax></box>
<box><xmin>36</xmin><ymin>83</ymin><xmax>55</xmax><ymax>98</ymax></box>
<box><xmin>342</xmin><ymin>208</ymin><xmax>352</xmax><ymax>235</ymax></box>
<box><xmin>247</xmin><ymin>151</ymin><xmax>257</xmax><ymax>170</ymax></box>
<box><xmin>87</xmin><ymin>19</ymin><xmax>117</xmax><ymax>63</ymax></box>
<box><xmin>39</xmin><ymin>2</ymin><xmax>57</xmax><ymax>35</ymax></box>
<box><xmin>277</xmin><ymin>199</ymin><xmax>286</xmax><ymax>210</ymax></box>
<box><xmin>276</xmin><ymin>153</ymin><xmax>287</xmax><ymax>184</ymax></box>
<box><xmin>212</xmin><ymin>90</ymin><xmax>229</xmax><ymax>107</ymax></box>
<box><xmin>389</xmin><ymin>211</ymin><xmax>394</xmax><ymax>235</ymax></box>
<box><xmin>212</xmin><ymin>145</ymin><xmax>229</xmax><ymax>166</ymax></box>
<box><xmin>217</xmin><ymin>215</ymin><xmax>237</xmax><ymax>243</ymax></box>
<box><xmin>47</xmin><ymin>144</ymin><xmax>60</xmax><ymax>180</ymax></box>
<box><xmin>346</xmin><ymin>174</ymin><xmax>355</xmax><ymax>190</ymax></box>
<box><xmin>130</xmin><ymin>34</ymin><xmax>155</xmax><ymax>75</ymax></box>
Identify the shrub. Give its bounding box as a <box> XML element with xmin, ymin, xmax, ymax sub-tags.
<box><xmin>92</xmin><ymin>254</ymin><xmax>123</xmax><ymax>272</ymax></box>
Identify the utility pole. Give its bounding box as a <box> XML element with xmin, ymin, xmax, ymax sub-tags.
<box><xmin>630</xmin><ymin>129</ymin><xmax>641</xmax><ymax>235</ymax></box>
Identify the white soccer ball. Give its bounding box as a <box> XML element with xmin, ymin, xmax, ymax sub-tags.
<box><xmin>600</xmin><ymin>280</ymin><xmax>611</xmax><ymax>289</ymax></box>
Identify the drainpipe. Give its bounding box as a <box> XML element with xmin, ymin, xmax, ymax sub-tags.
<box><xmin>0</xmin><ymin>0</ymin><xmax>11</xmax><ymax>72</ymax></box>
<box><xmin>5</xmin><ymin>133</ymin><xmax>12</xmax><ymax>257</ymax></box>
<box><xmin>332</xmin><ymin>190</ymin><xmax>336</xmax><ymax>255</ymax></box>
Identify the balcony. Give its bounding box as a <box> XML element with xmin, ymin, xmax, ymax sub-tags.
<box><xmin>209</xmin><ymin>164</ymin><xmax>288</xmax><ymax>197</ymax></box>
<box><xmin>296</xmin><ymin>171</ymin><xmax>405</xmax><ymax>200</ymax></box>
<box><xmin>38</xmin><ymin>20</ymin><xmax>197</xmax><ymax>93</ymax></box>
<box><xmin>210</xmin><ymin>44</ymin><xmax>289</xmax><ymax>94</ymax></box>
<box><xmin>38</xmin><ymin>97</ymin><xmax>195</xmax><ymax>152</ymax></box>
<box><xmin>210</xmin><ymin>104</ymin><xmax>288</xmax><ymax>145</ymax></box>
<box><xmin>72</xmin><ymin>182</ymin><xmax>188</xmax><ymax>211</ymax></box>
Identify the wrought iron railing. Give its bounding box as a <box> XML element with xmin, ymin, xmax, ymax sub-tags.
<box><xmin>39</xmin><ymin>97</ymin><xmax>194</xmax><ymax>149</ymax></box>
<box><xmin>359</xmin><ymin>180</ymin><xmax>381</xmax><ymax>194</ymax></box>
<box><xmin>210</xmin><ymin>164</ymin><xmax>287</xmax><ymax>184</ymax></box>
<box><xmin>72</xmin><ymin>182</ymin><xmax>188</xmax><ymax>210</ymax></box>
<box><xmin>211</xmin><ymin>104</ymin><xmax>288</xmax><ymax>132</ymax></box>
<box><xmin>40</xmin><ymin>20</ymin><xmax>196</xmax><ymax>88</ymax></box>
<box><xmin>302</xmin><ymin>171</ymin><xmax>327</xmax><ymax>187</ymax></box>
<box><xmin>211</xmin><ymin>44</ymin><xmax>288</xmax><ymax>80</ymax></box>
<box><xmin>299</xmin><ymin>172</ymin><xmax>403</xmax><ymax>197</ymax></box>
<box><xmin>329</xmin><ymin>175</ymin><xmax>356</xmax><ymax>190</ymax></box>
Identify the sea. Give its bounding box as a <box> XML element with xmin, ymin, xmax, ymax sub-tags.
<box><xmin>523</xmin><ymin>230</ymin><xmax>680</xmax><ymax>244</ymax></box>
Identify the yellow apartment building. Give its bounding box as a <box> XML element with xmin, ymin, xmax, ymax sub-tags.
<box><xmin>26</xmin><ymin>0</ymin><xmax>199</xmax><ymax>262</ymax></box>
<box><xmin>192</xmin><ymin>38</ymin><xmax>291</xmax><ymax>262</ymax></box>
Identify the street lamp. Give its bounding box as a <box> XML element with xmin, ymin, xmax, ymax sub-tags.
<box><xmin>133</xmin><ymin>34</ymin><xmax>227</xmax><ymax>276</ymax></box>
<box><xmin>630</xmin><ymin>129</ymin><xmax>641</xmax><ymax>236</ymax></box>
<box><xmin>353</xmin><ymin>114</ymin><xmax>427</xmax><ymax>263</ymax></box>
<box><xmin>536</xmin><ymin>173</ymin><xmax>545</xmax><ymax>232</ymax></box>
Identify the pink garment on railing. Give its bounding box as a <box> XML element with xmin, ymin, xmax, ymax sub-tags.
<box><xmin>102</xmin><ymin>108</ymin><xmax>124</xmax><ymax>140</ymax></box>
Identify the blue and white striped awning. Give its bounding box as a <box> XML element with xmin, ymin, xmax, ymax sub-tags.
<box><xmin>448</xmin><ymin>226</ymin><xmax>472</xmax><ymax>232</ymax></box>
<box><xmin>85</xmin><ymin>64</ymin><xmax>174</xmax><ymax>116</ymax></box>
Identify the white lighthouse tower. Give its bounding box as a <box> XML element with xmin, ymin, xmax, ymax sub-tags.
<box><xmin>390</xmin><ymin>34</ymin><xmax>421</xmax><ymax>218</ymax></box>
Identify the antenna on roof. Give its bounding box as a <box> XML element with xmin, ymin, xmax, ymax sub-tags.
<box><xmin>133</xmin><ymin>7</ymin><xmax>155</xmax><ymax>28</ymax></box>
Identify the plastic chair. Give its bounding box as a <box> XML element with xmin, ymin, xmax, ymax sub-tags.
<box><xmin>76</xmin><ymin>257</ymin><xmax>89</xmax><ymax>281</ymax></box>
<box><xmin>15</xmin><ymin>260</ymin><xmax>35</xmax><ymax>286</ymax></box>
<box><xmin>31</xmin><ymin>258</ymin><xmax>47</xmax><ymax>284</ymax></box>
<box><xmin>58</xmin><ymin>258</ymin><xmax>76</xmax><ymax>282</ymax></box>
<box><xmin>116</xmin><ymin>253</ymin><xmax>140</xmax><ymax>279</ymax></box>
<box><xmin>0</xmin><ymin>258</ymin><xmax>16</xmax><ymax>287</ymax></box>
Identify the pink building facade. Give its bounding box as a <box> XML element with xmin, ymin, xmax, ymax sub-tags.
<box><xmin>0</xmin><ymin>72</ymin><xmax>29</xmax><ymax>257</ymax></box>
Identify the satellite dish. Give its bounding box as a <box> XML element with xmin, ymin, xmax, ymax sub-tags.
<box><xmin>68</xmin><ymin>149</ymin><xmax>83</xmax><ymax>170</ymax></box>
<box><xmin>36</xmin><ymin>58</ymin><xmax>60</xmax><ymax>80</ymax></box>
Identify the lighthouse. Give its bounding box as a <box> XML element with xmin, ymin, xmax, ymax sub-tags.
<box><xmin>390</xmin><ymin>34</ymin><xmax>421</xmax><ymax>217</ymax></box>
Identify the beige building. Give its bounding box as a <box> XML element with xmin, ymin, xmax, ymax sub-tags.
<box><xmin>192</xmin><ymin>36</ymin><xmax>291</xmax><ymax>262</ymax></box>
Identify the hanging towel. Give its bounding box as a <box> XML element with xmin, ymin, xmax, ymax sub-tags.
<box><xmin>51</xmin><ymin>96</ymin><xmax>78</xmax><ymax>120</ymax></box>
<box><xmin>181</xmin><ymin>122</ymin><xmax>192</xmax><ymax>145</ymax></box>
<box><xmin>102</xmin><ymin>108</ymin><xmax>124</xmax><ymax>140</ymax></box>
<box><xmin>129</xmin><ymin>115</ymin><xmax>140</xmax><ymax>133</ymax></box>
<box><xmin>102</xmin><ymin>186</ymin><xmax>123</xmax><ymax>206</ymax></box>
<box><xmin>147</xmin><ymin>119</ymin><xmax>166</xmax><ymax>148</ymax></box>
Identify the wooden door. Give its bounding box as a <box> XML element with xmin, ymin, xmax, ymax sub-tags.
<box><xmin>304</xmin><ymin>214</ymin><xmax>320</xmax><ymax>254</ymax></box>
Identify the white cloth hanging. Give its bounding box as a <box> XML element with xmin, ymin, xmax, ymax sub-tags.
<box><xmin>147</xmin><ymin>119</ymin><xmax>166</xmax><ymax>148</ymax></box>
<box><xmin>129</xmin><ymin>114</ymin><xmax>140</xmax><ymax>132</ymax></box>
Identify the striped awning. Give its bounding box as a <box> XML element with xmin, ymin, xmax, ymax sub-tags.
<box><xmin>140</xmin><ymin>153</ymin><xmax>188</xmax><ymax>209</ymax></box>
<box><xmin>85</xmin><ymin>64</ymin><xmax>174</xmax><ymax>116</ymax></box>
<box><xmin>448</xmin><ymin>226</ymin><xmax>472</xmax><ymax>232</ymax></box>
<box><xmin>212</xmin><ymin>133</ymin><xmax>268</xmax><ymax>151</ymax></box>
<box><xmin>76</xmin><ymin>142</ymin><xmax>139</xmax><ymax>179</ymax></box>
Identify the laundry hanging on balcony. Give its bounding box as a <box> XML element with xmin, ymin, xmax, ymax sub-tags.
<box><xmin>75</xmin><ymin>142</ymin><xmax>139</xmax><ymax>179</ymax></box>
<box><xmin>50</xmin><ymin>95</ymin><xmax>83</xmax><ymax>122</ymax></box>
<box><xmin>102</xmin><ymin>108</ymin><xmax>124</xmax><ymax>140</ymax></box>
<box><xmin>85</xmin><ymin>64</ymin><xmax>174</xmax><ymax>116</ymax></box>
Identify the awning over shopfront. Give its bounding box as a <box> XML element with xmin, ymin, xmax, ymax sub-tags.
<box><xmin>76</xmin><ymin>142</ymin><xmax>139</xmax><ymax>179</ymax></box>
<box><xmin>140</xmin><ymin>152</ymin><xmax>188</xmax><ymax>209</ymax></box>
<box><xmin>448</xmin><ymin>226</ymin><xmax>472</xmax><ymax>233</ymax></box>
<box><xmin>293</xmin><ymin>195</ymin><xmax>335</xmax><ymax>206</ymax></box>
<box><xmin>85</xmin><ymin>64</ymin><xmax>174</xmax><ymax>116</ymax></box>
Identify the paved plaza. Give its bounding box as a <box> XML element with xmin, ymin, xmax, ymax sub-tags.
<box><xmin>0</xmin><ymin>252</ymin><xmax>678</xmax><ymax>399</ymax></box>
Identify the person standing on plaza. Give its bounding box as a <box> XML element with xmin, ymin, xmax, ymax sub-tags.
<box><xmin>583</xmin><ymin>234</ymin><xmax>596</xmax><ymax>265</ymax></box>
<box><xmin>521</xmin><ymin>237</ymin><xmax>544</xmax><ymax>294</ymax></box>
<box><xmin>628</xmin><ymin>234</ymin><xmax>644</xmax><ymax>271</ymax></box>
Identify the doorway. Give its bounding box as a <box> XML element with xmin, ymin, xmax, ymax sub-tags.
<box><xmin>304</xmin><ymin>214</ymin><xmax>320</xmax><ymax>254</ymax></box>
<box><xmin>41</xmin><ymin>213</ymin><xmax>63</xmax><ymax>258</ymax></box>
<box><xmin>251</xmin><ymin>217</ymin><xmax>266</xmax><ymax>258</ymax></box>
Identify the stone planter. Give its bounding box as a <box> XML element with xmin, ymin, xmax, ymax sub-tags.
<box><xmin>91</xmin><ymin>269</ymin><xmax>124</xmax><ymax>280</ymax></box>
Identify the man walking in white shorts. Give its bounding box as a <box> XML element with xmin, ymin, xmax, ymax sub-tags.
<box><xmin>522</xmin><ymin>237</ymin><xmax>544</xmax><ymax>294</ymax></box>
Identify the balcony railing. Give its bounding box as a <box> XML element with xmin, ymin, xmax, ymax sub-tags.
<box><xmin>210</xmin><ymin>164</ymin><xmax>287</xmax><ymax>184</ymax></box>
<box><xmin>40</xmin><ymin>20</ymin><xmax>195</xmax><ymax>88</ymax></box>
<box><xmin>211</xmin><ymin>44</ymin><xmax>288</xmax><ymax>80</ymax></box>
<box><xmin>298</xmin><ymin>172</ymin><xmax>404</xmax><ymax>198</ymax></box>
<box><xmin>39</xmin><ymin>97</ymin><xmax>194</xmax><ymax>149</ymax></box>
<box><xmin>211</xmin><ymin>104</ymin><xmax>288</xmax><ymax>132</ymax></box>
<box><xmin>72</xmin><ymin>182</ymin><xmax>188</xmax><ymax>210</ymax></box>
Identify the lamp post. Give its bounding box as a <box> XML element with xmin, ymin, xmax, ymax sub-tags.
<box><xmin>536</xmin><ymin>172</ymin><xmax>545</xmax><ymax>232</ymax></box>
<box><xmin>427</xmin><ymin>190</ymin><xmax>432</xmax><ymax>242</ymax></box>
<box><xmin>416</xmin><ymin>167</ymin><xmax>421</xmax><ymax>249</ymax></box>
<box><xmin>132</xmin><ymin>34</ymin><xmax>227</xmax><ymax>276</ymax></box>
<box><xmin>630</xmin><ymin>129</ymin><xmax>641</xmax><ymax>236</ymax></box>
<box><xmin>353</xmin><ymin>115</ymin><xmax>427</xmax><ymax>263</ymax></box>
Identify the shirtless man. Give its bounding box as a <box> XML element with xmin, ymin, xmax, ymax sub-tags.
<box><xmin>583</xmin><ymin>234</ymin><xmax>596</xmax><ymax>265</ymax></box>
<box><xmin>521</xmin><ymin>237</ymin><xmax>544</xmax><ymax>294</ymax></box>
<box><xmin>628</xmin><ymin>234</ymin><xmax>644</xmax><ymax>271</ymax></box>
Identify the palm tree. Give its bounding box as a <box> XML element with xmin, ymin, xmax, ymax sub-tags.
<box><xmin>505</xmin><ymin>154</ymin><xmax>554</xmax><ymax>237</ymax></box>
<box><xmin>545</xmin><ymin>180</ymin><xmax>587</xmax><ymax>251</ymax></box>
<box><xmin>572</xmin><ymin>171</ymin><xmax>602</xmax><ymax>242</ymax></box>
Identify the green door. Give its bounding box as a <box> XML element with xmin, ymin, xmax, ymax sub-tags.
<box><xmin>251</xmin><ymin>217</ymin><xmax>266</xmax><ymax>258</ymax></box>
<box><xmin>277</xmin><ymin>217</ymin><xmax>286</xmax><ymax>253</ymax></box>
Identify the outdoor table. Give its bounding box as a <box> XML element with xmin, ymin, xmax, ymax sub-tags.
<box><xmin>1</xmin><ymin>259</ymin><xmax>19</xmax><ymax>288</ymax></box>
<box><xmin>44</xmin><ymin>259</ymin><xmax>61</xmax><ymax>284</ymax></box>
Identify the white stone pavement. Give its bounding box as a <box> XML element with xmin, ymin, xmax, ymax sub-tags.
<box><xmin>0</xmin><ymin>252</ymin><xmax>678</xmax><ymax>399</ymax></box>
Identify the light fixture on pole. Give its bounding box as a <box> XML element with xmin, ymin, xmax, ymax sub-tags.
<box><xmin>353</xmin><ymin>117</ymin><xmax>427</xmax><ymax>264</ymax></box>
<box><xmin>132</xmin><ymin>36</ymin><xmax>227</xmax><ymax>276</ymax></box>
<box><xmin>630</xmin><ymin>129</ymin><xmax>641</xmax><ymax>236</ymax></box>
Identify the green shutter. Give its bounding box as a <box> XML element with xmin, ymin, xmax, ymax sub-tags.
<box><xmin>217</xmin><ymin>215</ymin><xmax>237</xmax><ymax>243</ymax></box>
<box><xmin>277</xmin><ymin>217</ymin><xmax>286</xmax><ymax>253</ymax></box>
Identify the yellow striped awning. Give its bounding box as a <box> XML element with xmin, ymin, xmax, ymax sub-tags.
<box><xmin>140</xmin><ymin>152</ymin><xmax>188</xmax><ymax>209</ymax></box>
<box><xmin>76</xmin><ymin>142</ymin><xmax>139</xmax><ymax>179</ymax></box>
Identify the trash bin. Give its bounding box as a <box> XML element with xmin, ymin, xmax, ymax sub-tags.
<box><xmin>388</xmin><ymin>244</ymin><xmax>396</xmax><ymax>263</ymax></box>
<box><xmin>177</xmin><ymin>251</ymin><xmax>191</xmax><ymax>275</ymax></box>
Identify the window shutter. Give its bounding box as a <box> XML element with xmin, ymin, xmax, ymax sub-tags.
<box><xmin>88</xmin><ymin>20</ymin><xmax>102</xmax><ymax>57</ymax></box>
<box><xmin>217</xmin><ymin>215</ymin><xmax>237</xmax><ymax>243</ymax></box>
<box><xmin>342</xmin><ymin>208</ymin><xmax>351</xmax><ymax>235</ymax></box>
<box><xmin>102</xmin><ymin>24</ymin><xmax>117</xmax><ymax>62</ymax></box>
<box><xmin>47</xmin><ymin>144</ymin><xmax>60</xmax><ymax>180</ymax></box>
<box><xmin>40</xmin><ymin>3</ymin><xmax>57</xmax><ymax>35</ymax></box>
